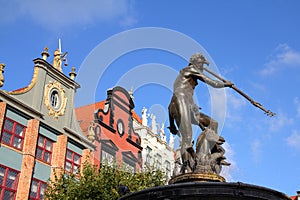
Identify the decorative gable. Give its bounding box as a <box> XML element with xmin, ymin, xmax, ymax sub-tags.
<box><xmin>94</xmin><ymin>86</ymin><xmax>141</xmax><ymax>148</ymax></box>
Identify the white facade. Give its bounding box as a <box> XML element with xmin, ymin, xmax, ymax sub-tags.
<box><xmin>133</xmin><ymin>108</ymin><xmax>175</xmax><ymax>180</ymax></box>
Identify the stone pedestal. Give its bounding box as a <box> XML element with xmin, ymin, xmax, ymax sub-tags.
<box><xmin>118</xmin><ymin>182</ymin><xmax>290</xmax><ymax>200</ymax></box>
<box><xmin>168</xmin><ymin>173</ymin><xmax>225</xmax><ymax>184</ymax></box>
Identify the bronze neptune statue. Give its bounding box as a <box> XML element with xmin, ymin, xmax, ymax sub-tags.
<box><xmin>168</xmin><ymin>53</ymin><xmax>233</xmax><ymax>175</ymax></box>
<box><xmin>168</xmin><ymin>53</ymin><xmax>275</xmax><ymax>179</ymax></box>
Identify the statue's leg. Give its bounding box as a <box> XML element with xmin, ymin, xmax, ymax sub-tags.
<box><xmin>175</xmin><ymin>100</ymin><xmax>193</xmax><ymax>173</ymax></box>
<box><xmin>168</xmin><ymin>96</ymin><xmax>179</xmax><ymax>135</ymax></box>
<box><xmin>197</xmin><ymin>112</ymin><xmax>218</xmax><ymax>133</ymax></box>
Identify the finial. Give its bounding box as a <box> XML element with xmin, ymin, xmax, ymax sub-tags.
<box><xmin>142</xmin><ymin>107</ymin><xmax>148</xmax><ymax>126</ymax></box>
<box><xmin>52</xmin><ymin>38</ymin><xmax>68</xmax><ymax>72</ymax></box>
<box><xmin>0</xmin><ymin>63</ymin><xmax>5</xmax><ymax>88</ymax></box>
<box><xmin>58</xmin><ymin>38</ymin><xmax>62</xmax><ymax>53</ymax></box>
<box><xmin>69</xmin><ymin>67</ymin><xmax>77</xmax><ymax>80</ymax></box>
<box><xmin>41</xmin><ymin>47</ymin><xmax>50</xmax><ymax>60</ymax></box>
<box><xmin>128</xmin><ymin>87</ymin><xmax>134</xmax><ymax>100</ymax></box>
<box><xmin>151</xmin><ymin>114</ymin><xmax>157</xmax><ymax>134</ymax></box>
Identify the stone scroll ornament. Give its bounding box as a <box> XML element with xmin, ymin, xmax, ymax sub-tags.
<box><xmin>168</xmin><ymin>53</ymin><xmax>275</xmax><ymax>176</ymax></box>
<box><xmin>0</xmin><ymin>63</ymin><xmax>5</xmax><ymax>87</ymax></box>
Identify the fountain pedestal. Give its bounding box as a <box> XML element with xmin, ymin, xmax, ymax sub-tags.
<box><xmin>118</xmin><ymin>181</ymin><xmax>290</xmax><ymax>200</ymax></box>
<box><xmin>168</xmin><ymin>172</ymin><xmax>225</xmax><ymax>184</ymax></box>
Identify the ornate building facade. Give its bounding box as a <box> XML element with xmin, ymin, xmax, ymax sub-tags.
<box><xmin>133</xmin><ymin>107</ymin><xmax>175</xmax><ymax>180</ymax></box>
<box><xmin>0</xmin><ymin>48</ymin><xmax>94</xmax><ymax>200</ymax></box>
<box><xmin>0</xmin><ymin>45</ymin><xmax>176</xmax><ymax>200</ymax></box>
<box><xmin>75</xmin><ymin>86</ymin><xmax>143</xmax><ymax>172</ymax></box>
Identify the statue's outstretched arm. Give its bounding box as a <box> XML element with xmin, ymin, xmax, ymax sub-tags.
<box><xmin>184</xmin><ymin>66</ymin><xmax>225</xmax><ymax>88</ymax></box>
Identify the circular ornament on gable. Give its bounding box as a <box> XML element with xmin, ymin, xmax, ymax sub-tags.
<box><xmin>44</xmin><ymin>81</ymin><xmax>67</xmax><ymax>119</ymax></box>
<box><xmin>117</xmin><ymin>119</ymin><xmax>124</xmax><ymax>137</ymax></box>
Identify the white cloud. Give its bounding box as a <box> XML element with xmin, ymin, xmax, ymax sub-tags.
<box><xmin>220</xmin><ymin>142</ymin><xmax>239</xmax><ymax>181</ymax></box>
<box><xmin>0</xmin><ymin>0</ymin><xmax>138</xmax><ymax>31</ymax></box>
<box><xmin>261</xmin><ymin>44</ymin><xmax>300</xmax><ymax>75</ymax></box>
<box><xmin>286</xmin><ymin>130</ymin><xmax>300</xmax><ymax>150</ymax></box>
<box><xmin>119</xmin><ymin>15</ymin><xmax>138</xmax><ymax>28</ymax></box>
<box><xmin>268</xmin><ymin>111</ymin><xmax>294</xmax><ymax>132</ymax></box>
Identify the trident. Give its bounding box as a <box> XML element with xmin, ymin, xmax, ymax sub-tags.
<box><xmin>203</xmin><ymin>66</ymin><xmax>276</xmax><ymax>117</ymax></box>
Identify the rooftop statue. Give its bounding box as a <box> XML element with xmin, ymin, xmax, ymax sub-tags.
<box><xmin>168</xmin><ymin>53</ymin><xmax>275</xmax><ymax>177</ymax></box>
<box><xmin>53</xmin><ymin>49</ymin><xmax>62</xmax><ymax>71</ymax></box>
<box><xmin>0</xmin><ymin>63</ymin><xmax>5</xmax><ymax>87</ymax></box>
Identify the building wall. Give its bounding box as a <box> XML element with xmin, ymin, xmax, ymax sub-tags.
<box><xmin>0</xmin><ymin>104</ymin><xmax>92</xmax><ymax>199</ymax></box>
<box><xmin>0</xmin><ymin>49</ymin><xmax>94</xmax><ymax>200</ymax></box>
<box><xmin>133</xmin><ymin>111</ymin><xmax>175</xmax><ymax>181</ymax></box>
<box><xmin>76</xmin><ymin>86</ymin><xmax>143</xmax><ymax>172</ymax></box>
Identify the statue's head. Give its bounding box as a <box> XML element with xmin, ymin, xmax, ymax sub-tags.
<box><xmin>189</xmin><ymin>53</ymin><xmax>209</xmax><ymax>67</ymax></box>
<box><xmin>54</xmin><ymin>49</ymin><xmax>61</xmax><ymax>57</ymax></box>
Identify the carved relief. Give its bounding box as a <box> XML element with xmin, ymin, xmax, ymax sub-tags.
<box><xmin>44</xmin><ymin>81</ymin><xmax>67</xmax><ymax>119</ymax></box>
<box><xmin>0</xmin><ymin>63</ymin><xmax>5</xmax><ymax>87</ymax></box>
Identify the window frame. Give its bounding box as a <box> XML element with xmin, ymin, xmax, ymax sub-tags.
<box><xmin>36</xmin><ymin>135</ymin><xmax>54</xmax><ymax>164</ymax></box>
<box><xmin>101</xmin><ymin>149</ymin><xmax>115</xmax><ymax>165</ymax></box>
<box><xmin>156</xmin><ymin>153</ymin><xmax>162</xmax><ymax>170</ymax></box>
<box><xmin>122</xmin><ymin>152</ymin><xmax>137</xmax><ymax>173</ymax></box>
<box><xmin>29</xmin><ymin>178</ymin><xmax>47</xmax><ymax>200</ymax></box>
<box><xmin>0</xmin><ymin>164</ymin><xmax>20</xmax><ymax>200</ymax></box>
<box><xmin>1</xmin><ymin>117</ymin><xmax>26</xmax><ymax>150</ymax></box>
<box><xmin>146</xmin><ymin>146</ymin><xmax>152</xmax><ymax>165</ymax></box>
<box><xmin>165</xmin><ymin>160</ymin><xmax>171</xmax><ymax>179</ymax></box>
<box><xmin>64</xmin><ymin>149</ymin><xmax>81</xmax><ymax>174</ymax></box>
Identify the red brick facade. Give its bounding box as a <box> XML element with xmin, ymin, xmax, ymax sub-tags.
<box><xmin>16</xmin><ymin>119</ymin><xmax>40</xmax><ymax>200</ymax></box>
<box><xmin>0</xmin><ymin>102</ymin><xmax>7</xmax><ymax>138</ymax></box>
<box><xmin>50</xmin><ymin>134</ymin><xmax>68</xmax><ymax>180</ymax></box>
<box><xmin>76</xmin><ymin>86</ymin><xmax>143</xmax><ymax>171</ymax></box>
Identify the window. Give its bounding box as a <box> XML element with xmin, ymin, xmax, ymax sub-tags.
<box><xmin>36</xmin><ymin>135</ymin><xmax>53</xmax><ymax>164</ymax></box>
<box><xmin>165</xmin><ymin>161</ymin><xmax>171</xmax><ymax>179</ymax></box>
<box><xmin>156</xmin><ymin>154</ymin><xmax>162</xmax><ymax>170</ymax></box>
<box><xmin>100</xmin><ymin>140</ymin><xmax>118</xmax><ymax>166</ymax></box>
<box><xmin>0</xmin><ymin>165</ymin><xmax>19</xmax><ymax>200</ymax></box>
<box><xmin>65</xmin><ymin>149</ymin><xmax>81</xmax><ymax>174</ymax></box>
<box><xmin>29</xmin><ymin>178</ymin><xmax>46</xmax><ymax>200</ymax></box>
<box><xmin>122</xmin><ymin>152</ymin><xmax>137</xmax><ymax>173</ymax></box>
<box><xmin>123</xmin><ymin>162</ymin><xmax>135</xmax><ymax>173</ymax></box>
<box><xmin>50</xmin><ymin>90</ymin><xmax>59</xmax><ymax>109</ymax></box>
<box><xmin>1</xmin><ymin>118</ymin><xmax>26</xmax><ymax>150</ymax></box>
<box><xmin>101</xmin><ymin>150</ymin><xmax>115</xmax><ymax>166</ymax></box>
<box><xmin>146</xmin><ymin>146</ymin><xmax>152</xmax><ymax>165</ymax></box>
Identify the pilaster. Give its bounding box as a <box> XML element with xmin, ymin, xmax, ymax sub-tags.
<box><xmin>0</xmin><ymin>102</ymin><xmax>7</xmax><ymax>138</ymax></box>
<box><xmin>50</xmin><ymin>134</ymin><xmax>67</xmax><ymax>180</ymax></box>
<box><xmin>81</xmin><ymin>149</ymin><xmax>94</xmax><ymax>173</ymax></box>
<box><xmin>16</xmin><ymin>119</ymin><xmax>40</xmax><ymax>200</ymax></box>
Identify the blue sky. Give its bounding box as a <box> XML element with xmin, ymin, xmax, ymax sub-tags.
<box><xmin>1</xmin><ymin>0</ymin><xmax>300</xmax><ymax>196</ymax></box>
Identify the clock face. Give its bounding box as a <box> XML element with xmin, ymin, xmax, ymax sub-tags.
<box><xmin>117</xmin><ymin>119</ymin><xmax>124</xmax><ymax>137</ymax></box>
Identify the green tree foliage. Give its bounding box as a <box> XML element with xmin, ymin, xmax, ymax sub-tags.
<box><xmin>45</xmin><ymin>162</ymin><xmax>166</xmax><ymax>200</ymax></box>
